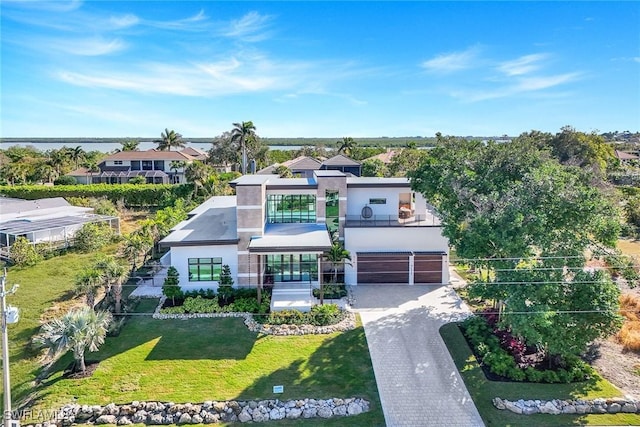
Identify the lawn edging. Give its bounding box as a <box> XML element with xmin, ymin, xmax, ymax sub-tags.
<box><xmin>152</xmin><ymin>296</ymin><xmax>357</xmax><ymax>335</ymax></box>
<box><xmin>493</xmin><ymin>397</ymin><xmax>640</xmax><ymax>415</ymax></box>
<box><xmin>38</xmin><ymin>398</ymin><xmax>370</xmax><ymax>426</ymax></box>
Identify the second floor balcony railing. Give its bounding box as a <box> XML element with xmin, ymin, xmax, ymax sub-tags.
<box><xmin>344</xmin><ymin>214</ymin><xmax>440</xmax><ymax>227</ymax></box>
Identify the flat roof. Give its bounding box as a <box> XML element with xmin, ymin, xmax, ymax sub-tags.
<box><xmin>314</xmin><ymin>170</ymin><xmax>346</xmax><ymax>177</ymax></box>
<box><xmin>160</xmin><ymin>200</ymin><xmax>238</xmax><ymax>247</ymax></box>
<box><xmin>347</xmin><ymin>177</ymin><xmax>411</xmax><ymax>188</ymax></box>
<box><xmin>248</xmin><ymin>223</ymin><xmax>332</xmax><ymax>253</ymax></box>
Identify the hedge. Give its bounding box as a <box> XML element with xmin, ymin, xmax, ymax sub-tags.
<box><xmin>0</xmin><ymin>184</ymin><xmax>193</xmax><ymax>207</ymax></box>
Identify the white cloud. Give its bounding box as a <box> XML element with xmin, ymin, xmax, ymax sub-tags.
<box><xmin>222</xmin><ymin>11</ymin><xmax>274</xmax><ymax>41</ymax></box>
<box><xmin>109</xmin><ymin>14</ymin><xmax>139</xmax><ymax>29</ymax></box>
<box><xmin>421</xmin><ymin>46</ymin><xmax>481</xmax><ymax>73</ymax></box>
<box><xmin>497</xmin><ymin>53</ymin><xmax>549</xmax><ymax>76</ymax></box>
<box><xmin>49</xmin><ymin>37</ymin><xmax>126</xmax><ymax>56</ymax></box>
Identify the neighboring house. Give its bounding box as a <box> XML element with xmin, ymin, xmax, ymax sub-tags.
<box><xmin>365</xmin><ymin>149</ymin><xmax>399</xmax><ymax>164</ymax></box>
<box><xmin>258</xmin><ymin>156</ymin><xmax>322</xmax><ymax>178</ymax></box>
<box><xmin>67</xmin><ymin>149</ymin><xmax>197</xmax><ymax>184</ymax></box>
<box><xmin>614</xmin><ymin>150</ymin><xmax>639</xmax><ymax>165</ymax></box>
<box><xmin>0</xmin><ymin>197</ymin><xmax>120</xmax><ymax>258</ymax></box>
<box><xmin>159</xmin><ymin>170</ymin><xmax>449</xmax><ymax>296</ymax></box>
<box><xmin>319</xmin><ymin>154</ymin><xmax>362</xmax><ymax>176</ymax></box>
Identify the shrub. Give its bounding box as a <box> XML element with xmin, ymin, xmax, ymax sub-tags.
<box><xmin>74</xmin><ymin>222</ymin><xmax>114</xmax><ymax>252</ymax></box>
<box><xmin>231</xmin><ymin>297</ymin><xmax>260</xmax><ymax>313</ymax></box>
<box><xmin>162</xmin><ymin>266</ymin><xmax>183</xmax><ymax>305</ymax></box>
<box><xmin>618</xmin><ymin>293</ymin><xmax>640</xmax><ymax>352</ymax></box>
<box><xmin>264</xmin><ymin>310</ymin><xmax>306</xmax><ymax>325</ymax></box>
<box><xmin>10</xmin><ymin>237</ymin><xmax>42</xmax><ymax>266</ymax></box>
<box><xmin>308</xmin><ymin>303</ymin><xmax>344</xmax><ymax>326</ymax></box>
<box><xmin>127</xmin><ymin>176</ymin><xmax>146</xmax><ymax>185</ymax></box>
<box><xmin>182</xmin><ymin>296</ymin><xmax>222</xmax><ymax>313</ymax></box>
<box><xmin>54</xmin><ymin>175</ymin><xmax>77</xmax><ymax>185</ymax></box>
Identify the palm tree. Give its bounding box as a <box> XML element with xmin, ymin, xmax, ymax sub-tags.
<box><xmin>156</xmin><ymin>128</ymin><xmax>185</xmax><ymax>151</ymax></box>
<box><xmin>119</xmin><ymin>140</ymin><xmax>140</xmax><ymax>151</ymax></box>
<box><xmin>231</xmin><ymin>121</ymin><xmax>257</xmax><ymax>174</ymax></box>
<box><xmin>321</xmin><ymin>243</ymin><xmax>352</xmax><ymax>304</ymax></box>
<box><xmin>75</xmin><ymin>268</ymin><xmax>104</xmax><ymax>308</ymax></box>
<box><xmin>95</xmin><ymin>255</ymin><xmax>129</xmax><ymax>314</ymax></box>
<box><xmin>170</xmin><ymin>160</ymin><xmax>187</xmax><ymax>184</ymax></box>
<box><xmin>70</xmin><ymin>146</ymin><xmax>86</xmax><ymax>169</ymax></box>
<box><xmin>121</xmin><ymin>232</ymin><xmax>153</xmax><ymax>273</ymax></box>
<box><xmin>185</xmin><ymin>161</ymin><xmax>211</xmax><ymax>197</ymax></box>
<box><xmin>275</xmin><ymin>165</ymin><xmax>293</xmax><ymax>178</ymax></box>
<box><xmin>336</xmin><ymin>137</ymin><xmax>357</xmax><ymax>157</ymax></box>
<box><xmin>83</xmin><ymin>159</ymin><xmax>101</xmax><ymax>184</ymax></box>
<box><xmin>35</xmin><ymin>306</ymin><xmax>112</xmax><ymax>373</ymax></box>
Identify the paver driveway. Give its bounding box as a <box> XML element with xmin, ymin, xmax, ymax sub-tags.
<box><xmin>353</xmin><ymin>284</ymin><xmax>484</xmax><ymax>427</ymax></box>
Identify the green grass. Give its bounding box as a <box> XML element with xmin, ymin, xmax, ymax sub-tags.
<box><xmin>440</xmin><ymin>323</ymin><xmax>640</xmax><ymax>426</ymax></box>
<box><xmin>3</xmin><ymin>245</ymin><xmax>121</xmax><ymax>407</ymax></box>
<box><xmin>30</xmin><ymin>316</ymin><xmax>383</xmax><ymax>426</ymax></box>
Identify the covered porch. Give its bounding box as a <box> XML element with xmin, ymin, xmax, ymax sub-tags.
<box><xmin>248</xmin><ymin>223</ymin><xmax>332</xmax><ymax>312</ymax></box>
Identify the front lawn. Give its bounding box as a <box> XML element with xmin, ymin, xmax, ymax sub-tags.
<box><xmin>29</xmin><ymin>313</ymin><xmax>384</xmax><ymax>426</ymax></box>
<box><xmin>440</xmin><ymin>323</ymin><xmax>640</xmax><ymax>426</ymax></box>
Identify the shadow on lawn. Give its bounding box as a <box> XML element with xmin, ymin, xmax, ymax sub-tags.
<box><xmin>233</xmin><ymin>325</ymin><xmax>384</xmax><ymax>426</ymax></box>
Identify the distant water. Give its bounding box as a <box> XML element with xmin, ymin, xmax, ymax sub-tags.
<box><xmin>0</xmin><ymin>141</ymin><xmax>304</xmax><ymax>152</ymax></box>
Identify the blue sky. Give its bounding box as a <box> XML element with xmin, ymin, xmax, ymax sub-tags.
<box><xmin>1</xmin><ymin>1</ymin><xmax>639</xmax><ymax>138</ymax></box>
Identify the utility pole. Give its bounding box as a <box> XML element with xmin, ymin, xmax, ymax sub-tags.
<box><xmin>1</xmin><ymin>269</ymin><xmax>19</xmax><ymax>427</ymax></box>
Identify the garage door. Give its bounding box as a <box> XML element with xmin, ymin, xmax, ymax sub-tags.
<box><xmin>357</xmin><ymin>253</ymin><xmax>409</xmax><ymax>284</ymax></box>
<box><xmin>414</xmin><ymin>254</ymin><xmax>443</xmax><ymax>284</ymax></box>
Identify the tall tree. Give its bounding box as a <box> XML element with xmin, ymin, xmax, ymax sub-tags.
<box><xmin>409</xmin><ymin>135</ymin><xmax>622</xmax><ymax>363</ymax></box>
<box><xmin>70</xmin><ymin>146</ymin><xmax>86</xmax><ymax>169</ymax></box>
<box><xmin>74</xmin><ymin>268</ymin><xmax>104</xmax><ymax>308</ymax></box>
<box><xmin>35</xmin><ymin>307</ymin><xmax>112</xmax><ymax>373</ymax></box>
<box><xmin>185</xmin><ymin>161</ymin><xmax>212</xmax><ymax>197</ymax></box>
<box><xmin>119</xmin><ymin>140</ymin><xmax>140</xmax><ymax>151</ymax></box>
<box><xmin>336</xmin><ymin>137</ymin><xmax>357</xmax><ymax>157</ymax></box>
<box><xmin>156</xmin><ymin>128</ymin><xmax>185</xmax><ymax>151</ymax></box>
<box><xmin>94</xmin><ymin>255</ymin><xmax>129</xmax><ymax>314</ymax></box>
<box><xmin>231</xmin><ymin>121</ymin><xmax>257</xmax><ymax>174</ymax></box>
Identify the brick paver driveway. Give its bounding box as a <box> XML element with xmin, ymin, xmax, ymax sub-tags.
<box><xmin>353</xmin><ymin>284</ymin><xmax>484</xmax><ymax>427</ymax></box>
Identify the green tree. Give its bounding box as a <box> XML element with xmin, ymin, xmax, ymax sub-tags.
<box><xmin>185</xmin><ymin>161</ymin><xmax>212</xmax><ymax>198</ymax></box>
<box><xmin>75</xmin><ymin>267</ymin><xmax>104</xmax><ymax>308</ymax></box>
<box><xmin>10</xmin><ymin>236</ymin><xmax>41</xmax><ymax>266</ymax></box>
<box><xmin>218</xmin><ymin>264</ymin><xmax>234</xmax><ymax>305</ymax></box>
<box><xmin>119</xmin><ymin>140</ymin><xmax>140</xmax><ymax>151</ymax></box>
<box><xmin>275</xmin><ymin>165</ymin><xmax>293</xmax><ymax>178</ymax></box>
<box><xmin>35</xmin><ymin>306</ymin><xmax>112</xmax><ymax>373</ymax></box>
<box><xmin>156</xmin><ymin>128</ymin><xmax>185</xmax><ymax>151</ymax></box>
<box><xmin>94</xmin><ymin>255</ymin><xmax>129</xmax><ymax>314</ymax></box>
<box><xmin>361</xmin><ymin>158</ymin><xmax>388</xmax><ymax>177</ymax></box>
<box><xmin>127</xmin><ymin>175</ymin><xmax>146</xmax><ymax>185</ymax></box>
<box><xmin>121</xmin><ymin>232</ymin><xmax>153</xmax><ymax>273</ymax></box>
<box><xmin>162</xmin><ymin>266</ymin><xmax>182</xmax><ymax>305</ymax></box>
<box><xmin>336</xmin><ymin>137</ymin><xmax>357</xmax><ymax>157</ymax></box>
<box><xmin>231</xmin><ymin>121</ymin><xmax>257</xmax><ymax>174</ymax></box>
<box><xmin>387</xmin><ymin>148</ymin><xmax>428</xmax><ymax>176</ymax></box>
<box><xmin>70</xmin><ymin>146</ymin><xmax>86</xmax><ymax>169</ymax></box>
<box><xmin>322</xmin><ymin>244</ymin><xmax>352</xmax><ymax>305</ymax></box>
<box><xmin>74</xmin><ymin>222</ymin><xmax>114</xmax><ymax>252</ymax></box>
<box><xmin>409</xmin><ymin>135</ymin><xmax>622</xmax><ymax>363</ymax></box>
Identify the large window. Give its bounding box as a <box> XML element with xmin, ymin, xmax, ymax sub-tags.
<box><xmin>142</xmin><ymin>160</ymin><xmax>153</xmax><ymax>171</ymax></box>
<box><xmin>265</xmin><ymin>254</ymin><xmax>318</xmax><ymax>282</ymax></box>
<box><xmin>326</xmin><ymin>190</ymin><xmax>339</xmax><ymax>234</ymax></box>
<box><xmin>188</xmin><ymin>257</ymin><xmax>222</xmax><ymax>281</ymax></box>
<box><xmin>267</xmin><ymin>194</ymin><xmax>316</xmax><ymax>223</ymax></box>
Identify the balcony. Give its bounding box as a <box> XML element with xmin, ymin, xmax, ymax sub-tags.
<box><xmin>344</xmin><ymin>213</ymin><xmax>440</xmax><ymax>227</ymax></box>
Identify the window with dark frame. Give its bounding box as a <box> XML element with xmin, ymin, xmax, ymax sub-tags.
<box><xmin>188</xmin><ymin>257</ymin><xmax>222</xmax><ymax>281</ymax></box>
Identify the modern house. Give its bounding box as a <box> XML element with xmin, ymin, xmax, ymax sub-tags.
<box><xmin>159</xmin><ymin>170</ymin><xmax>449</xmax><ymax>305</ymax></box>
<box><xmin>0</xmin><ymin>197</ymin><xmax>120</xmax><ymax>259</ymax></box>
<box><xmin>67</xmin><ymin>149</ymin><xmax>198</xmax><ymax>184</ymax></box>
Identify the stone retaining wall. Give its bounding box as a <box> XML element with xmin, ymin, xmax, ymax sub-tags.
<box><xmin>152</xmin><ymin>296</ymin><xmax>357</xmax><ymax>335</ymax></box>
<box><xmin>31</xmin><ymin>398</ymin><xmax>370</xmax><ymax>426</ymax></box>
<box><xmin>493</xmin><ymin>397</ymin><xmax>640</xmax><ymax>415</ymax></box>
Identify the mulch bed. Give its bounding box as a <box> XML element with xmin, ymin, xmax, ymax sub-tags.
<box><xmin>64</xmin><ymin>361</ymin><xmax>100</xmax><ymax>379</ymax></box>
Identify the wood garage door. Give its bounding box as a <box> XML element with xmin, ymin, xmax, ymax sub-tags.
<box><xmin>357</xmin><ymin>253</ymin><xmax>409</xmax><ymax>284</ymax></box>
<box><xmin>414</xmin><ymin>254</ymin><xmax>443</xmax><ymax>284</ymax></box>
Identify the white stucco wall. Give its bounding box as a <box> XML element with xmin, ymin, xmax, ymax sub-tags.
<box><xmin>346</xmin><ymin>187</ymin><xmax>419</xmax><ymax>217</ymax></box>
<box><xmin>168</xmin><ymin>244</ymin><xmax>239</xmax><ymax>292</ymax></box>
<box><xmin>343</xmin><ymin>226</ymin><xmax>449</xmax><ymax>285</ymax></box>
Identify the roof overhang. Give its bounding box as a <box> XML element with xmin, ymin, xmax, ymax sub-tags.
<box><xmin>248</xmin><ymin>223</ymin><xmax>332</xmax><ymax>253</ymax></box>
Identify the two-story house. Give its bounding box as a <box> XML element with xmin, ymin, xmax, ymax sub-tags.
<box><xmin>159</xmin><ymin>170</ymin><xmax>449</xmax><ymax>300</ymax></box>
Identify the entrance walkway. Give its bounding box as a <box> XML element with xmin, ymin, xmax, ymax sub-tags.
<box><xmin>353</xmin><ymin>284</ymin><xmax>484</xmax><ymax>427</ymax></box>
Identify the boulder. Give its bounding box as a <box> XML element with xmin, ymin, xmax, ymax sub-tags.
<box><xmin>539</xmin><ymin>401</ymin><xmax>560</xmax><ymax>415</ymax></box>
<box><xmin>147</xmin><ymin>413</ymin><xmax>164</xmax><ymax>425</ymax></box>
<box><xmin>117</xmin><ymin>416</ymin><xmax>133</xmax><ymax>425</ymax></box>
<box><xmin>348</xmin><ymin>402</ymin><xmax>363</xmax><ymax>416</ymax></box>
<box><xmin>191</xmin><ymin>414</ymin><xmax>203</xmax><ymax>424</ymax></box>
<box><xmin>286</xmin><ymin>408</ymin><xmax>302</xmax><ymax>419</ymax></box>
<box><xmin>318</xmin><ymin>407</ymin><xmax>333</xmax><ymax>418</ymax></box>
<box><xmin>607</xmin><ymin>403</ymin><xmax>621</xmax><ymax>414</ymax></box>
<box><xmin>95</xmin><ymin>415</ymin><xmax>117</xmax><ymax>425</ymax></box>
<box><xmin>177</xmin><ymin>413</ymin><xmax>192</xmax><ymax>424</ymax></box>
<box><xmin>269</xmin><ymin>408</ymin><xmax>285</xmax><ymax>420</ymax></box>
<box><xmin>237</xmin><ymin>409</ymin><xmax>252</xmax><ymax>423</ymax></box>
<box><xmin>622</xmin><ymin>403</ymin><xmax>638</xmax><ymax>413</ymax></box>
<box><xmin>132</xmin><ymin>410</ymin><xmax>148</xmax><ymax>424</ymax></box>
<box><xmin>492</xmin><ymin>397</ymin><xmax>506</xmax><ymax>410</ymax></box>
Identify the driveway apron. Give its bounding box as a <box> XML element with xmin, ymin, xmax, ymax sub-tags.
<box><xmin>353</xmin><ymin>284</ymin><xmax>484</xmax><ymax>427</ymax></box>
